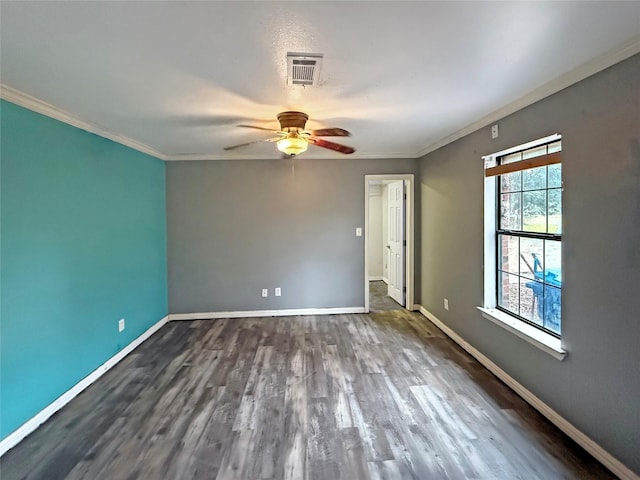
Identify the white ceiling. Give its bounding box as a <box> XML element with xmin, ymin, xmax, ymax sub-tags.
<box><xmin>1</xmin><ymin>1</ymin><xmax>639</xmax><ymax>160</ymax></box>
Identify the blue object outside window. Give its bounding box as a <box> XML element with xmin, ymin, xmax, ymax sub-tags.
<box><xmin>525</xmin><ymin>254</ymin><xmax>561</xmax><ymax>334</ymax></box>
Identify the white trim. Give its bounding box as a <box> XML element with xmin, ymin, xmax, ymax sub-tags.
<box><xmin>3</xmin><ymin>307</ymin><xmax>635</xmax><ymax>479</ymax></box>
<box><xmin>482</xmin><ymin>173</ymin><xmax>498</xmax><ymax>308</ymax></box>
<box><xmin>478</xmin><ymin>307</ymin><xmax>566</xmax><ymax>360</ymax></box>
<box><xmin>0</xmin><ymin>85</ymin><xmax>412</xmax><ymax>162</ymax></box>
<box><xmin>364</xmin><ymin>174</ymin><xmax>415</xmax><ymax>314</ymax></box>
<box><xmin>168</xmin><ymin>306</ymin><xmax>365</xmax><ymax>321</ymax></box>
<box><xmin>0</xmin><ymin>84</ymin><xmax>166</xmax><ymax>161</ymax></box>
<box><xmin>0</xmin><ymin>307</ymin><xmax>360</xmax><ymax>455</ymax></box>
<box><xmin>414</xmin><ymin>36</ymin><xmax>640</xmax><ymax>159</ymax></box>
<box><xmin>416</xmin><ymin>306</ymin><xmax>638</xmax><ymax>480</ymax></box>
<box><xmin>481</xmin><ymin>134</ymin><xmax>566</xmax><ymax>360</ymax></box>
<box><xmin>368</xmin><ymin>184</ymin><xmax>384</xmax><ymax>197</ymax></box>
<box><xmin>368</xmin><ymin>276</ymin><xmax>385</xmax><ymax>281</ymax></box>
<box><xmin>0</xmin><ymin>315</ymin><xmax>170</xmax><ymax>457</ymax></box>
<box><xmin>163</xmin><ymin>152</ymin><xmax>417</xmax><ymax>161</ymax></box>
<box><xmin>481</xmin><ymin>133</ymin><xmax>562</xmax><ymax>162</ymax></box>
<box><xmin>2</xmin><ymin>37</ymin><xmax>638</xmax><ymax>163</ymax></box>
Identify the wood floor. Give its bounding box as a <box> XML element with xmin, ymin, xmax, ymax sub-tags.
<box><xmin>1</xmin><ymin>311</ymin><xmax>614</xmax><ymax>479</ymax></box>
<box><xmin>369</xmin><ymin>281</ymin><xmax>404</xmax><ymax>312</ymax></box>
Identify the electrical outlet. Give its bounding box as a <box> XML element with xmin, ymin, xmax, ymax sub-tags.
<box><xmin>444</xmin><ymin>299</ymin><xmax>449</xmax><ymax>311</ymax></box>
<box><xmin>275</xmin><ymin>287</ymin><xmax>282</xmax><ymax>297</ymax></box>
<box><xmin>262</xmin><ymin>288</ymin><xmax>268</xmax><ymax>297</ymax></box>
<box><xmin>491</xmin><ymin>124</ymin><xmax>499</xmax><ymax>139</ymax></box>
<box><xmin>118</xmin><ymin>318</ymin><xmax>125</xmax><ymax>332</ymax></box>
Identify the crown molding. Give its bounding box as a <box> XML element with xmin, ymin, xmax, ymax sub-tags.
<box><xmin>0</xmin><ymin>84</ymin><xmax>167</xmax><ymax>161</ymax></box>
<box><xmin>3</xmin><ymin>36</ymin><xmax>638</xmax><ymax>163</ymax></box>
<box><xmin>0</xmin><ymin>85</ymin><xmax>413</xmax><ymax>162</ymax></box>
<box><xmin>163</xmin><ymin>151</ymin><xmax>417</xmax><ymax>161</ymax></box>
<box><xmin>0</xmin><ymin>86</ymin><xmax>413</xmax><ymax>162</ymax></box>
<box><xmin>414</xmin><ymin>35</ymin><xmax>640</xmax><ymax>159</ymax></box>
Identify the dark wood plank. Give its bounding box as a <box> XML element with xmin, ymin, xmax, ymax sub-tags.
<box><xmin>0</xmin><ymin>312</ymin><xmax>618</xmax><ymax>480</ymax></box>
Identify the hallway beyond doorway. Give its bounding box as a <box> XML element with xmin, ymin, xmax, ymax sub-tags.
<box><xmin>369</xmin><ymin>280</ymin><xmax>403</xmax><ymax>312</ymax></box>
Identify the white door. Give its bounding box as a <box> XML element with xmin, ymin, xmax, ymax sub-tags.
<box><xmin>387</xmin><ymin>181</ymin><xmax>405</xmax><ymax>306</ymax></box>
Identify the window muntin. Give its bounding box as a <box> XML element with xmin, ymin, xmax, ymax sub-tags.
<box><xmin>496</xmin><ymin>140</ymin><xmax>562</xmax><ymax>336</ymax></box>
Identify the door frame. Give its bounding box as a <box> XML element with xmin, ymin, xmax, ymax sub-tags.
<box><xmin>364</xmin><ymin>174</ymin><xmax>415</xmax><ymax>312</ymax></box>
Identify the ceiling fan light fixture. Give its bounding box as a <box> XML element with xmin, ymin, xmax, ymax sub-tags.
<box><xmin>277</xmin><ymin>135</ymin><xmax>308</xmax><ymax>156</ymax></box>
<box><xmin>226</xmin><ymin>111</ymin><xmax>353</xmax><ymax>155</ymax></box>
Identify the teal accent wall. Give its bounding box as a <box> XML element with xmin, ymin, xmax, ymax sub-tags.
<box><xmin>0</xmin><ymin>100</ymin><xmax>168</xmax><ymax>439</ymax></box>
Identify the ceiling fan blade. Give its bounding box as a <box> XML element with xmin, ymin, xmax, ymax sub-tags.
<box><xmin>237</xmin><ymin>124</ymin><xmax>281</xmax><ymax>132</ymax></box>
<box><xmin>223</xmin><ymin>137</ymin><xmax>280</xmax><ymax>151</ymax></box>
<box><xmin>308</xmin><ymin>128</ymin><xmax>351</xmax><ymax>137</ymax></box>
<box><xmin>308</xmin><ymin>137</ymin><xmax>355</xmax><ymax>154</ymax></box>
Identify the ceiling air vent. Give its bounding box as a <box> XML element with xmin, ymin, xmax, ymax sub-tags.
<box><xmin>287</xmin><ymin>53</ymin><xmax>323</xmax><ymax>86</ymax></box>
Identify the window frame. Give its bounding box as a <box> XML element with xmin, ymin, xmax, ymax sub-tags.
<box><xmin>479</xmin><ymin>133</ymin><xmax>566</xmax><ymax>360</ymax></box>
<box><xmin>494</xmin><ymin>142</ymin><xmax>563</xmax><ymax>337</ymax></box>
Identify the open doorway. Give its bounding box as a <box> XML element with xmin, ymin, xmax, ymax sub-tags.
<box><xmin>364</xmin><ymin>174</ymin><xmax>414</xmax><ymax>312</ymax></box>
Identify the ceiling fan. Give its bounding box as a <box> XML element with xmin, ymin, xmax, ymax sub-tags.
<box><xmin>224</xmin><ymin>111</ymin><xmax>355</xmax><ymax>156</ymax></box>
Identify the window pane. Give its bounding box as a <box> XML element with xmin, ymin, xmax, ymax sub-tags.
<box><xmin>498</xmin><ymin>272</ymin><xmax>520</xmax><ymax>316</ymax></box>
<box><xmin>500</xmin><ymin>171</ymin><xmax>521</xmax><ymax>193</ymax></box>
<box><xmin>494</xmin><ymin>138</ymin><xmax>562</xmax><ymax>337</ymax></box>
<box><xmin>547</xmin><ymin>141</ymin><xmax>562</xmax><ymax>154</ymax></box>
<box><xmin>519</xmin><ymin>238</ymin><xmax>543</xmax><ymax>280</ymax></box>
<box><xmin>499</xmin><ymin>234</ymin><xmax>519</xmax><ymax>274</ymax></box>
<box><xmin>502</xmin><ymin>152</ymin><xmax>522</xmax><ymax>164</ymax></box>
<box><xmin>500</xmin><ymin>193</ymin><xmax>522</xmax><ymax>230</ymax></box>
<box><xmin>543</xmin><ymin>240</ymin><xmax>561</xmax><ymax>334</ymax></box>
<box><xmin>544</xmin><ymin>240</ymin><xmax>562</xmax><ymax>287</ymax></box>
<box><xmin>548</xmin><ymin>163</ymin><xmax>562</xmax><ymax>188</ymax></box>
<box><xmin>522</xmin><ymin>166</ymin><xmax>546</xmax><ymax>191</ymax></box>
<box><xmin>531</xmin><ymin>280</ymin><xmax>545</xmax><ymax>326</ymax></box>
<box><xmin>548</xmin><ymin>188</ymin><xmax>562</xmax><ymax>234</ymax></box>
<box><xmin>543</xmin><ymin>285</ymin><xmax>562</xmax><ymax>334</ymax></box>
<box><xmin>523</xmin><ymin>191</ymin><xmax>546</xmax><ymax>232</ymax></box>
<box><xmin>519</xmin><ymin>277</ymin><xmax>538</xmax><ymax>322</ymax></box>
<box><xmin>523</xmin><ymin>145</ymin><xmax>547</xmax><ymax>160</ymax></box>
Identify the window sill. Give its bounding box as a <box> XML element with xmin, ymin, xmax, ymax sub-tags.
<box><xmin>477</xmin><ymin>307</ymin><xmax>567</xmax><ymax>361</ymax></box>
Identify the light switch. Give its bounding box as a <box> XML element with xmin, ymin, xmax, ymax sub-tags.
<box><xmin>356</xmin><ymin>227</ymin><xmax>362</xmax><ymax>237</ymax></box>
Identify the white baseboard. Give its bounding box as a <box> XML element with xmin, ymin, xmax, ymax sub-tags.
<box><xmin>0</xmin><ymin>307</ymin><xmax>363</xmax><ymax>455</ymax></box>
<box><xmin>169</xmin><ymin>306</ymin><xmax>366</xmax><ymax>321</ymax></box>
<box><xmin>9</xmin><ymin>305</ymin><xmax>634</xmax><ymax>478</ymax></box>
<box><xmin>415</xmin><ymin>305</ymin><xmax>638</xmax><ymax>480</ymax></box>
<box><xmin>0</xmin><ymin>315</ymin><xmax>170</xmax><ymax>457</ymax></box>
<box><xmin>368</xmin><ymin>276</ymin><xmax>384</xmax><ymax>281</ymax></box>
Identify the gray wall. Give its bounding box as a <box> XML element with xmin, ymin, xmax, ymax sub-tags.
<box><xmin>167</xmin><ymin>157</ymin><xmax>417</xmax><ymax>313</ymax></box>
<box><xmin>418</xmin><ymin>54</ymin><xmax>640</xmax><ymax>474</ymax></box>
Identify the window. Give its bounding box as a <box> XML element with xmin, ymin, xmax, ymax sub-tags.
<box><xmin>482</xmin><ymin>134</ymin><xmax>563</xmax><ymax>342</ymax></box>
